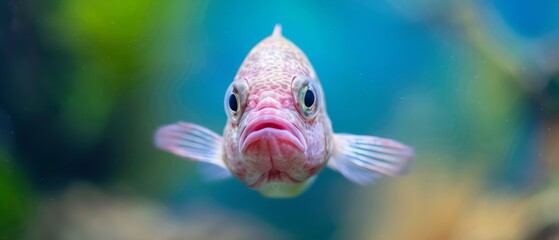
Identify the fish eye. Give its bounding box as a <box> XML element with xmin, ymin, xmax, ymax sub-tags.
<box><xmin>228</xmin><ymin>93</ymin><xmax>239</xmax><ymax>112</ymax></box>
<box><xmin>227</xmin><ymin>92</ymin><xmax>240</xmax><ymax>121</ymax></box>
<box><xmin>303</xmin><ymin>88</ymin><xmax>315</xmax><ymax>109</ymax></box>
<box><xmin>292</xmin><ymin>77</ymin><xmax>320</xmax><ymax>120</ymax></box>
<box><xmin>224</xmin><ymin>80</ymin><xmax>248</xmax><ymax>123</ymax></box>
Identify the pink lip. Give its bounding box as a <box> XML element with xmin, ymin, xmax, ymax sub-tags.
<box><xmin>239</xmin><ymin>115</ymin><xmax>306</xmax><ymax>154</ymax></box>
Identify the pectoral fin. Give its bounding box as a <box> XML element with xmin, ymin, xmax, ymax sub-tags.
<box><xmin>197</xmin><ymin>163</ymin><xmax>232</xmax><ymax>181</ymax></box>
<box><xmin>328</xmin><ymin>134</ymin><xmax>414</xmax><ymax>185</ymax></box>
<box><xmin>154</xmin><ymin>122</ymin><xmax>231</xmax><ymax>180</ymax></box>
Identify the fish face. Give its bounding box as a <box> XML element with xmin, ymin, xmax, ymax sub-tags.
<box><xmin>223</xmin><ymin>78</ymin><xmax>332</xmax><ymax>190</ymax></box>
<box><xmin>222</xmin><ymin>32</ymin><xmax>332</xmax><ymax>191</ymax></box>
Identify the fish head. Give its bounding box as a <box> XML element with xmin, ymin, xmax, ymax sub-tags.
<box><xmin>222</xmin><ymin>25</ymin><xmax>333</xmax><ymax>191</ymax></box>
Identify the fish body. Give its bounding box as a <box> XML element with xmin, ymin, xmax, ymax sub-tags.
<box><xmin>155</xmin><ymin>25</ymin><xmax>414</xmax><ymax>198</ymax></box>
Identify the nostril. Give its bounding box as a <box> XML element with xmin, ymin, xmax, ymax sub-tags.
<box><xmin>257</xmin><ymin>104</ymin><xmax>281</xmax><ymax>111</ymax></box>
<box><xmin>255</xmin><ymin>95</ymin><xmax>283</xmax><ymax>111</ymax></box>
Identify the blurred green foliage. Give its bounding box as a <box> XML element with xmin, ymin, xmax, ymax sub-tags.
<box><xmin>43</xmin><ymin>0</ymin><xmax>199</xmax><ymax>145</ymax></box>
<box><xmin>0</xmin><ymin>151</ymin><xmax>32</xmax><ymax>239</ymax></box>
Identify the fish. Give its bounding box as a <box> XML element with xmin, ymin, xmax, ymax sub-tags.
<box><xmin>154</xmin><ymin>24</ymin><xmax>415</xmax><ymax>198</ymax></box>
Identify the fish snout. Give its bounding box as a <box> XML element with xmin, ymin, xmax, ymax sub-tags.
<box><xmin>240</xmin><ymin>115</ymin><xmax>306</xmax><ymax>153</ymax></box>
<box><xmin>239</xmin><ymin>115</ymin><xmax>307</xmax><ymax>173</ymax></box>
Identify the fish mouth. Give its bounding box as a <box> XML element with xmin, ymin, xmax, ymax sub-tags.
<box><xmin>248</xmin><ymin>169</ymin><xmax>302</xmax><ymax>188</ymax></box>
<box><xmin>239</xmin><ymin>115</ymin><xmax>306</xmax><ymax>154</ymax></box>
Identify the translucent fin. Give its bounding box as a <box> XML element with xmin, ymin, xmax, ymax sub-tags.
<box><xmin>154</xmin><ymin>122</ymin><xmax>231</xmax><ymax>179</ymax></box>
<box><xmin>198</xmin><ymin>163</ymin><xmax>232</xmax><ymax>181</ymax></box>
<box><xmin>328</xmin><ymin>134</ymin><xmax>415</xmax><ymax>185</ymax></box>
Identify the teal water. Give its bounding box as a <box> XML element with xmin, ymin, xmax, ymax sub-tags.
<box><xmin>2</xmin><ymin>0</ymin><xmax>559</xmax><ymax>239</ymax></box>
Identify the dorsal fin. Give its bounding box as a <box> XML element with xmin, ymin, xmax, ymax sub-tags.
<box><xmin>272</xmin><ymin>24</ymin><xmax>282</xmax><ymax>37</ymax></box>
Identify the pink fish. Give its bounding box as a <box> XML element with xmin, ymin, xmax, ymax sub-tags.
<box><xmin>155</xmin><ymin>25</ymin><xmax>414</xmax><ymax>198</ymax></box>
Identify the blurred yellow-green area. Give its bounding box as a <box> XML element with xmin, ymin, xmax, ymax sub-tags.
<box><xmin>1</xmin><ymin>0</ymin><xmax>559</xmax><ymax>239</ymax></box>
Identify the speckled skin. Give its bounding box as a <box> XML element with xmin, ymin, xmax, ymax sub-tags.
<box><xmin>222</xmin><ymin>26</ymin><xmax>334</xmax><ymax>194</ymax></box>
